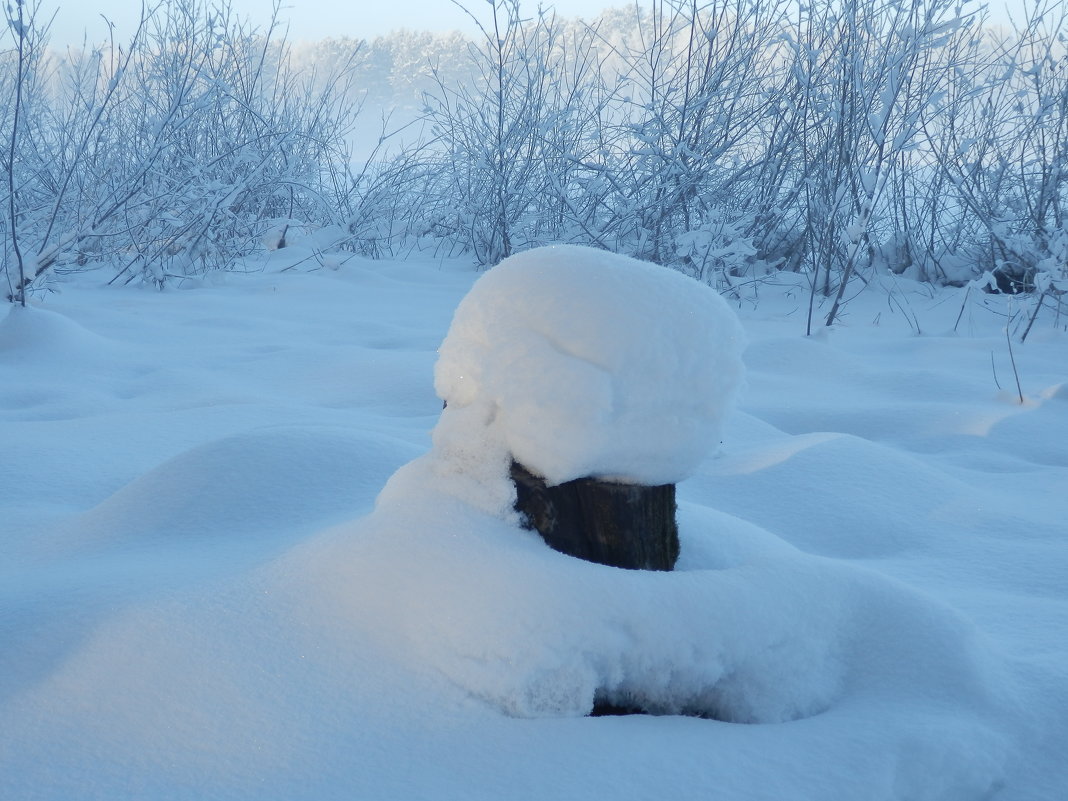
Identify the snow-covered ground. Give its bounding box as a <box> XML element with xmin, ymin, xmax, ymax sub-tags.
<box><xmin>1</xmin><ymin>247</ymin><xmax>1066</xmax><ymax>800</ymax></box>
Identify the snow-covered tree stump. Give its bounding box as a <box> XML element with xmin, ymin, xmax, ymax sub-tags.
<box><xmin>432</xmin><ymin>245</ymin><xmax>745</xmax><ymax>571</ymax></box>
<box><xmin>510</xmin><ymin>461</ymin><xmax>679</xmax><ymax>570</ymax></box>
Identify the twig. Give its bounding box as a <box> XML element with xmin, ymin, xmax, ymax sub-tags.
<box><xmin>953</xmin><ymin>285</ymin><xmax>971</xmax><ymax>333</ymax></box>
<box><xmin>1019</xmin><ymin>289</ymin><xmax>1047</xmax><ymax>343</ymax></box>
<box><xmin>7</xmin><ymin>0</ymin><xmax>28</xmax><ymax>306</ymax></box>
<box><xmin>1005</xmin><ymin>312</ymin><xmax>1024</xmax><ymax>404</ymax></box>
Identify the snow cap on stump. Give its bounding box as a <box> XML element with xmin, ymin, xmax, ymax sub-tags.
<box><xmin>434</xmin><ymin>245</ymin><xmax>745</xmax><ymax>487</ymax></box>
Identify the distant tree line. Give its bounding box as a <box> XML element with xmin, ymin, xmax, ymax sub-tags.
<box><xmin>2</xmin><ymin>0</ymin><xmax>1066</xmax><ymax>329</ymax></box>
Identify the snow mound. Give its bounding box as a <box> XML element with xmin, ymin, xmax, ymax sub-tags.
<box><xmin>341</xmin><ymin>247</ymin><xmax>1005</xmax><ymax>729</ymax></box>
<box><xmin>65</xmin><ymin>426</ymin><xmax>416</xmax><ymax>547</ymax></box>
<box><xmin>278</xmin><ymin>454</ymin><xmax>1009</xmax><ymax>740</ymax></box>
<box><xmin>693</xmin><ymin>431</ymin><xmax>978</xmax><ymax>558</ymax></box>
<box><xmin>0</xmin><ymin>306</ymin><xmax>131</xmax><ymax>422</ymax></box>
<box><xmin>0</xmin><ymin>305</ymin><xmax>118</xmax><ymax>362</ymax></box>
<box><xmin>434</xmin><ymin>245</ymin><xmax>745</xmax><ymax>486</ymax></box>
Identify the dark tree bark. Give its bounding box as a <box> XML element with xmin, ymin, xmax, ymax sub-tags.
<box><xmin>510</xmin><ymin>461</ymin><xmax>678</xmax><ymax>571</ymax></box>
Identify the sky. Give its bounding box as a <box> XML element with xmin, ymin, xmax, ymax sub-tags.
<box><xmin>43</xmin><ymin>0</ymin><xmax>626</xmax><ymax>47</ymax></box>
<box><xmin>38</xmin><ymin>0</ymin><xmax>1027</xmax><ymax>49</ymax></box>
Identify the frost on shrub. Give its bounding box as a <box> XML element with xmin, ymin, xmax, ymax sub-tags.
<box><xmin>433</xmin><ymin>244</ymin><xmax>746</xmax><ymax>492</ymax></box>
<box><xmin>674</xmin><ymin>214</ymin><xmax>760</xmax><ymax>286</ymax></box>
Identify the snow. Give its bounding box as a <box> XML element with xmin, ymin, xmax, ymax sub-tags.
<box><xmin>434</xmin><ymin>244</ymin><xmax>745</xmax><ymax>487</ymax></box>
<box><xmin>2</xmin><ymin>253</ymin><xmax>1067</xmax><ymax>801</ymax></box>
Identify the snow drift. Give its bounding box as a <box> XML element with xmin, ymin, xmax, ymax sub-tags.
<box><xmin>1</xmin><ymin>257</ymin><xmax>1065</xmax><ymax>801</ymax></box>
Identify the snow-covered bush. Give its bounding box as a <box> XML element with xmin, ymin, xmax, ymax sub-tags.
<box><xmin>2</xmin><ymin>0</ymin><xmax>362</xmax><ymax>298</ymax></box>
<box><xmin>5</xmin><ymin>0</ymin><xmax>1067</xmax><ymax>322</ymax></box>
<box><xmin>674</xmin><ymin>211</ymin><xmax>762</xmax><ymax>292</ymax></box>
<box><xmin>418</xmin><ymin>0</ymin><xmax>604</xmax><ymax>265</ymax></box>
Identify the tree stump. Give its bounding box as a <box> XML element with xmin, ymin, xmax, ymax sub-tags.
<box><xmin>434</xmin><ymin>245</ymin><xmax>744</xmax><ymax>574</ymax></box>
<box><xmin>511</xmin><ymin>461</ymin><xmax>678</xmax><ymax>571</ymax></box>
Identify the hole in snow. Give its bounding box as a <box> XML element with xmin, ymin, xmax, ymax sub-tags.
<box><xmin>589</xmin><ymin>699</ymin><xmax>649</xmax><ymax>717</ymax></box>
<box><xmin>589</xmin><ymin>694</ymin><xmax>725</xmax><ymax>720</ymax></box>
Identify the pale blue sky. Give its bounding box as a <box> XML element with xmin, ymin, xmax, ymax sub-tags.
<box><xmin>44</xmin><ymin>0</ymin><xmax>628</xmax><ymax>46</ymax></box>
<box><xmin>42</xmin><ymin>0</ymin><xmax>1024</xmax><ymax>48</ymax></box>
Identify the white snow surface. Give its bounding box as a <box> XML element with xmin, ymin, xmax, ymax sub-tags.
<box><xmin>1</xmin><ymin>250</ymin><xmax>1067</xmax><ymax>801</ymax></box>
<box><xmin>434</xmin><ymin>244</ymin><xmax>745</xmax><ymax>487</ymax></box>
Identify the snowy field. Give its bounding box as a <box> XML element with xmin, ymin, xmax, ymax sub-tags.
<box><xmin>2</xmin><ymin>246</ymin><xmax>1067</xmax><ymax>800</ymax></box>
